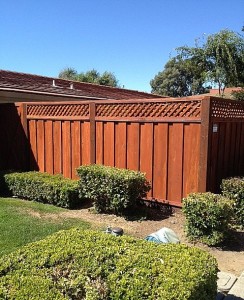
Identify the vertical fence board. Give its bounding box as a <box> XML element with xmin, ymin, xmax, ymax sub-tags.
<box><xmin>89</xmin><ymin>103</ymin><xmax>96</xmax><ymax>164</ymax></box>
<box><xmin>229</xmin><ymin>123</ymin><xmax>237</xmax><ymax>176</ymax></box>
<box><xmin>53</xmin><ymin>121</ymin><xmax>62</xmax><ymax>174</ymax></box>
<box><xmin>62</xmin><ymin>121</ymin><xmax>71</xmax><ymax>178</ymax></box>
<box><xmin>96</xmin><ymin>122</ymin><xmax>104</xmax><ymax>165</ymax></box>
<box><xmin>209</xmin><ymin>125</ymin><xmax>219</xmax><ymax>192</ymax></box>
<box><xmin>153</xmin><ymin>123</ymin><xmax>168</xmax><ymax>200</ymax></box>
<box><xmin>71</xmin><ymin>121</ymin><xmax>81</xmax><ymax>178</ymax></box>
<box><xmin>140</xmin><ymin>123</ymin><xmax>153</xmax><ymax>197</ymax></box>
<box><xmin>115</xmin><ymin>122</ymin><xmax>127</xmax><ymax>169</ymax></box>
<box><xmin>103</xmin><ymin>122</ymin><xmax>115</xmax><ymax>166</ymax></box>
<box><xmin>223</xmin><ymin>122</ymin><xmax>232</xmax><ymax>178</ymax></box>
<box><xmin>183</xmin><ymin>124</ymin><xmax>200</xmax><ymax>198</ymax></box>
<box><xmin>234</xmin><ymin>123</ymin><xmax>241</xmax><ymax>175</ymax></box>
<box><xmin>240</xmin><ymin>122</ymin><xmax>244</xmax><ymax>175</ymax></box>
<box><xmin>127</xmin><ymin>123</ymin><xmax>140</xmax><ymax>170</ymax></box>
<box><xmin>167</xmin><ymin>123</ymin><xmax>184</xmax><ymax>203</ymax></box>
<box><xmin>216</xmin><ymin>123</ymin><xmax>226</xmax><ymax>189</ymax></box>
<box><xmin>81</xmin><ymin>122</ymin><xmax>90</xmax><ymax>165</ymax></box>
<box><xmin>44</xmin><ymin>121</ymin><xmax>53</xmax><ymax>174</ymax></box>
<box><xmin>36</xmin><ymin>120</ymin><xmax>45</xmax><ymax>172</ymax></box>
<box><xmin>28</xmin><ymin>120</ymin><xmax>38</xmax><ymax>169</ymax></box>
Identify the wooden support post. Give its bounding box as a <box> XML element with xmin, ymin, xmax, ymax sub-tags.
<box><xmin>198</xmin><ymin>96</ymin><xmax>211</xmax><ymax>192</ymax></box>
<box><xmin>19</xmin><ymin>103</ymin><xmax>29</xmax><ymax>171</ymax></box>
<box><xmin>89</xmin><ymin>102</ymin><xmax>96</xmax><ymax>164</ymax></box>
<box><xmin>20</xmin><ymin>103</ymin><xmax>28</xmax><ymax>138</ymax></box>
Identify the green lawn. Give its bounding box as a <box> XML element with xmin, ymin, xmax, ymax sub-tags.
<box><xmin>0</xmin><ymin>197</ymin><xmax>90</xmax><ymax>257</ymax></box>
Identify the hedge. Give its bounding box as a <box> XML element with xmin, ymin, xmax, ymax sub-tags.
<box><xmin>221</xmin><ymin>177</ymin><xmax>244</xmax><ymax>228</ymax></box>
<box><xmin>182</xmin><ymin>192</ymin><xmax>233</xmax><ymax>246</ymax></box>
<box><xmin>0</xmin><ymin>228</ymin><xmax>218</xmax><ymax>300</ymax></box>
<box><xmin>2</xmin><ymin>171</ymin><xmax>80</xmax><ymax>208</ymax></box>
<box><xmin>76</xmin><ymin>164</ymin><xmax>151</xmax><ymax>215</ymax></box>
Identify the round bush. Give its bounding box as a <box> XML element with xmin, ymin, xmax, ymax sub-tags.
<box><xmin>182</xmin><ymin>192</ymin><xmax>233</xmax><ymax>245</ymax></box>
<box><xmin>0</xmin><ymin>228</ymin><xmax>218</xmax><ymax>300</ymax></box>
<box><xmin>221</xmin><ymin>177</ymin><xmax>244</xmax><ymax>228</ymax></box>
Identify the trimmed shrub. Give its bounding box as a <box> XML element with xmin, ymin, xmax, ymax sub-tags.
<box><xmin>182</xmin><ymin>192</ymin><xmax>233</xmax><ymax>246</ymax></box>
<box><xmin>0</xmin><ymin>228</ymin><xmax>218</xmax><ymax>300</ymax></box>
<box><xmin>76</xmin><ymin>164</ymin><xmax>151</xmax><ymax>215</ymax></box>
<box><xmin>3</xmin><ymin>171</ymin><xmax>80</xmax><ymax>208</ymax></box>
<box><xmin>221</xmin><ymin>177</ymin><xmax>244</xmax><ymax>228</ymax></box>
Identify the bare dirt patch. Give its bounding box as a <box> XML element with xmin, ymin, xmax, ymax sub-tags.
<box><xmin>25</xmin><ymin>205</ymin><xmax>244</xmax><ymax>277</ymax></box>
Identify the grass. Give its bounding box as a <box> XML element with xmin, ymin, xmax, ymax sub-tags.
<box><xmin>0</xmin><ymin>197</ymin><xmax>90</xmax><ymax>257</ymax></box>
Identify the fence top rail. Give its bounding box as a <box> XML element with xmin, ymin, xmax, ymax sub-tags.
<box><xmin>16</xmin><ymin>95</ymin><xmax>244</xmax><ymax>122</ymax></box>
<box><xmin>21</xmin><ymin>97</ymin><xmax>204</xmax><ymax>106</ymax></box>
<box><xmin>23</xmin><ymin>98</ymin><xmax>203</xmax><ymax>121</ymax></box>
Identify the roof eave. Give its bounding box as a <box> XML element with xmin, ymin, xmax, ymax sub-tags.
<box><xmin>0</xmin><ymin>87</ymin><xmax>107</xmax><ymax>103</ymax></box>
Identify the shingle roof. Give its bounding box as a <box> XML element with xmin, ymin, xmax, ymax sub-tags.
<box><xmin>0</xmin><ymin>70</ymin><xmax>164</xmax><ymax>100</ymax></box>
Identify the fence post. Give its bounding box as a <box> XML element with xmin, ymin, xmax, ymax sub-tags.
<box><xmin>19</xmin><ymin>102</ymin><xmax>29</xmax><ymax>171</ymax></box>
<box><xmin>198</xmin><ymin>96</ymin><xmax>211</xmax><ymax>192</ymax></box>
<box><xmin>89</xmin><ymin>102</ymin><xmax>96</xmax><ymax>164</ymax></box>
<box><xmin>20</xmin><ymin>103</ymin><xmax>28</xmax><ymax>138</ymax></box>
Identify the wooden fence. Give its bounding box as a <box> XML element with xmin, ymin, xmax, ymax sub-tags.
<box><xmin>208</xmin><ymin>98</ymin><xmax>244</xmax><ymax>192</ymax></box>
<box><xmin>0</xmin><ymin>96</ymin><xmax>243</xmax><ymax>206</ymax></box>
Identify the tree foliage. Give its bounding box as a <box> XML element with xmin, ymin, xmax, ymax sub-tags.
<box><xmin>58</xmin><ymin>67</ymin><xmax>78</xmax><ymax>80</ymax></box>
<box><xmin>151</xmin><ymin>50</ymin><xmax>207</xmax><ymax>97</ymax></box>
<box><xmin>151</xmin><ymin>29</ymin><xmax>244</xmax><ymax>97</ymax></box>
<box><xmin>205</xmin><ymin>30</ymin><xmax>244</xmax><ymax>93</ymax></box>
<box><xmin>58</xmin><ymin>68</ymin><xmax>119</xmax><ymax>87</ymax></box>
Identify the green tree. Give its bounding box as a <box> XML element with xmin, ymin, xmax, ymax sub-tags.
<box><xmin>58</xmin><ymin>68</ymin><xmax>119</xmax><ymax>87</ymax></box>
<box><xmin>151</xmin><ymin>29</ymin><xmax>244</xmax><ymax>97</ymax></box>
<box><xmin>58</xmin><ymin>67</ymin><xmax>78</xmax><ymax>80</ymax></box>
<box><xmin>98</xmin><ymin>71</ymin><xmax>118</xmax><ymax>87</ymax></box>
<box><xmin>205</xmin><ymin>30</ymin><xmax>244</xmax><ymax>94</ymax></box>
<box><xmin>151</xmin><ymin>50</ymin><xmax>207</xmax><ymax>97</ymax></box>
<box><xmin>78</xmin><ymin>69</ymin><xmax>100</xmax><ymax>83</ymax></box>
<box><xmin>151</xmin><ymin>58</ymin><xmax>191</xmax><ymax>97</ymax></box>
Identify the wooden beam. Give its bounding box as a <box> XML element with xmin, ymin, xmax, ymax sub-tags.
<box><xmin>198</xmin><ymin>96</ymin><xmax>211</xmax><ymax>192</ymax></box>
<box><xmin>0</xmin><ymin>89</ymin><xmax>105</xmax><ymax>103</ymax></box>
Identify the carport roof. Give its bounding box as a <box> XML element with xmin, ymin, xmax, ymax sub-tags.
<box><xmin>0</xmin><ymin>70</ymin><xmax>164</xmax><ymax>101</ymax></box>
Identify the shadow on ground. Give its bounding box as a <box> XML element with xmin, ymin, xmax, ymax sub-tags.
<box><xmin>122</xmin><ymin>201</ymin><xmax>174</xmax><ymax>222</ymax></box>
<box><xmin>73</xmin><ymin>199</ymin><xmax>174</xmax><ymax>222</ymax></box>
<box><xmin>220</xmin><ymin>230</ymin><xmax>244</xmax><ymax>252</ymax></box>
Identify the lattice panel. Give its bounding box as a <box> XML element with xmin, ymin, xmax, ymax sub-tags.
<box><xmin>27</xmin><ymin>104</ymin><xmax>90</xmax><ymax>117</ymax></box>
<box><xmin>96</xmin><ymin>100</ymin><xmax>201</xmax><ymax>118</ymax></box>
<box><xmin>211</xmin><ymin>100</ymin><xmax>244</xmax><ymax>119</ymax></box>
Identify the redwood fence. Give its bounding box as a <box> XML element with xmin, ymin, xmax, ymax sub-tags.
<box><xmin>0</xmin><ymin>96</ymin><xmax>243</xmax><ymax>206</ymax></box>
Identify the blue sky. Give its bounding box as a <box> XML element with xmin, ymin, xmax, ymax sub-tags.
<box><xmin>1</xmin><ymin>0</ymin><xmax>243</xmax><ymax>92</ymax></box>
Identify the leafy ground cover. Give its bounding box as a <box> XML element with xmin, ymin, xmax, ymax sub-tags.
<box><xmin>0</xmin><ymin>228</ymin><xmax>217</xmax><ymax>300</ymax></box>
<box><xmin>0</xmin><ymin>197</ymin><xmax>90</xmax><ymax>257</ymax></box>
